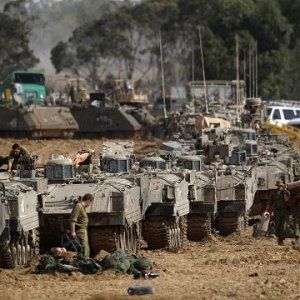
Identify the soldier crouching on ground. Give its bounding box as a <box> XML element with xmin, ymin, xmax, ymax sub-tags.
<box><xmin>70</xmin><ymin>193</ymin><xmax>94</xmax><ymax>258</ymax></box>
<box><xmin>0</xmin><ymin>143</ymin><xmax>30</xmax><ymax>173</ymax></box>
<box><xmin>266</xmin><ymin>180</ymin><xmax>290</xmax><ymax>246</ymax></box>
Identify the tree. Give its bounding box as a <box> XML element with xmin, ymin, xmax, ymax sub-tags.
<box><xmin>0</xmin><ymin>8</ymin><xmax>39</xmax><ymax>79</ymax></box>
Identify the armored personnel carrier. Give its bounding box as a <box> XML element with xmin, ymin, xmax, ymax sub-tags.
<box><xmin>139</xmin><ymin>171</ymin><xmax>189</xmax><ymax>249</ymax></box>
<box><xmin>0</xmin><ymin>174</ymin><xmax>39</xmax><ymax>268</ymax></box>
<box><xmin>216</xmin><ymin>166</ymin><xmax>256</xmax><ymax>235</ymax></box>
<box><xmin>71</xmin><ymin>106</ymin><xmax>142</xmax><ymax>138</ymax></box>
<box><xmin>249</xmin><ymin>160</ymin><xmax>294</xmax><ymax>217</ymax></box>
<box><xmin>178</xmin><ymin>156</ymin><xmax>217</xmax><ymax>241</ymax></box>
<box><xmin>0</xmin><ymin>105</ymin><xmax>78</xmax><ymax>138</ymax></box>
<box><xmin>40</xmin><ymin>157</ymin><xmax>142</xmax><ymax>255</ymax></box>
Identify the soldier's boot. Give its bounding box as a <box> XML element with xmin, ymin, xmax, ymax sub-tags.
<box><xmin>277</xmin><ymin>239</ymin><xmax>284</xmax><ymax>246</ymax></box>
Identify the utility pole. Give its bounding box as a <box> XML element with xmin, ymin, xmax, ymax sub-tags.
<box><xmin>255</xmin><ymin>41</ymin><xmax>258</xmax><ymax>98</ymax></box>
<box><xmin>249</xmin><ymin>44</ymin><xmax>252</xmax><ymax>98</ymax></box>
<box><xmin>198</xmin><ymin>26</ymin><xmax>208</xmax><ymax>114</ymax></box>
<box><xmin>159</xmin><ymin>30</ymin><xmax>167</xmax><ymax>119</ymax></box>
<box><xmin>235</xmin><ymin>34</ymin><xmax>240</xmax><ymax>121</ymax></box>
<box><xmin>243</xmin><ymin>49</ymin><xmax>247</xmax><ymax>98</ymax></box>
<box><xmin>191</xmin><ymin>41</ymin><xmax>195</xmax><ymax>113</ymax></box>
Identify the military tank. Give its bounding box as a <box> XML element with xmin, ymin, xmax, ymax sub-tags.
<box><xmin>249</xmin><ymin>160</ymin><xmax>294</xmax><ymax>217</ymax></box>
<box><xmin>0</xmin><ymin>105</ymin><xmax>78</xmax><ymax>138</ymax></box>
<box><xmin>139</xmin><ymin>165</ymin><xmax>190</xmax><ymax>249</ymax></box>
<box><xmin>71</xmin><ymin>106</ymin><xmax>142</xmax><ymax>138</ymax></box>
<box><xmin>0</xmin><ymin>173</ymin><xmax>39</xmax><ymax>268</ymax></box>
<box><xmin>215</xmin><ymin>166</ymin><xmax>256</xmax><ymax>236</ymax></box>
<box><xmin>178</xmin><ymin>156</ymin><xmax>217</xmax><ymax>241</ymax></box>
<box><xmin>40</xmin><ymin>157</ymin><xmax>142</xmax><ymax>255</ymax></box>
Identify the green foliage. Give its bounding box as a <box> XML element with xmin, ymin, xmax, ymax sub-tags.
<box><xmin>0</xmin><ymin>7</ymin><xmax>39</xmax><ymax>79</ymax></box>
<box><xmin>50</xmin><ymin>0</ymin><xmax>300</xmax><ymax>99</ymax></box>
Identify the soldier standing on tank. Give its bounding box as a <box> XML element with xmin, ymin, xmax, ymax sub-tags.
<box><xmin>266</xmin><ymin>180</ymin><xmax>290</xmax><ymax>246</ymax></box>
<box><xmin>70</xmin><ymin>193</ymin><xmax>94</xmax><ymax>257</ymax></box>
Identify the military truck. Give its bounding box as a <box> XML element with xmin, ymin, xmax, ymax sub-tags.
<box><xmin>0</xmin><ymin>174</ymin><xmax>39</xmax><ymax>268</ymax></box>
<box><xmin>139</xmin><ymin>171</ymin><xmax>189</xmax><ymax>249</ymax></box>
<box><xmin>40</xmin><ymin>157</ymin><xmax>142</xmax><ymax>255</ymax></box>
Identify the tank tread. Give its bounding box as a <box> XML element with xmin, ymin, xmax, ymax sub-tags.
<box><xmin>187</xmin><ymin>214</ymin><xmax>212</xmax><ymax>241</ymax></box>
<box><xmin>89</xmin><ymin>225</ymin><xmax>139</xmax><ymax>256</ymax></box>
<box><xmin>0</xmin><ymin>243</ymin><xmax>14</xmax><ymax>268</ymax></box>
<box><xmin>218</xmin><ymin>213</ymin><xmax>245</xmax><ymax>236</ymax></box>
<box><xmin>90</xmin><ymin>226</ymin><xmax>118</xmax><ymax>255</ymax></box>
<box><xmin>143</xmin><ymin>216</ymin><xmax>187</xmax><ymax>250</ymax></box>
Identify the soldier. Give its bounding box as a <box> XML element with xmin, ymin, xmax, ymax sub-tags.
<box><xmin>70</xmin><ymin>193</ymin><xmax>94</xmax><ymax>258</ymax></box>
<box><xmin>266</xmin><ymin>180</ymin><xmax>290</xmax><ymax>245</ymax></box>
<box><xmin>290</xmin><ymin>195</ymin><xmax>300</xmax><ymax>248</ymax></box>
<box><xmin>4</xmin><ymin>143</ymin><xmax>30</xmax><ymax>173</ymax></box>
<box><xmin>293</xmin><ymin>206</ymin><xmax>300</xmax><ymax>248</ymax></box>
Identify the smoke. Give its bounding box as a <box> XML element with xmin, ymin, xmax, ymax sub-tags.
<box><xmin>26</xmin><ymin>0</ymin><xmax>119</xmax><ymax>75</ymax></box>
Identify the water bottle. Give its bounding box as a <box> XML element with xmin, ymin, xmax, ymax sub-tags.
<box><xmin>127</xmin><ymin>285</ymin><xmax>154</xmax><ymax>296</ymax></box>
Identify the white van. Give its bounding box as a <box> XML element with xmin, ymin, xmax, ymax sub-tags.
<box><xmin>266</xmin><ymin>106</ymin><xmax>300</xmax><ymax>125</ymax></box>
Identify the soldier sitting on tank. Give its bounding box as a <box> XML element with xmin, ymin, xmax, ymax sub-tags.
<box><xmin>1</xmin><ymin>144</ymin><xmax>30</xmax><ymax>173</ymax></box>
<box><xmin>70</xmin><ymin>193</ymin><xmax>94</xmax><ymax>258</ymax></box>
<box><xmin>266</xmin><ymin>180</ymin><xmax>290</xmax><ymax>246</ymax></box>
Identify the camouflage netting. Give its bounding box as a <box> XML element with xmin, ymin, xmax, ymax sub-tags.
<box><xmin>35</xmin><ymin>250</ymin><xmax>152</xmax><ymax>275</ymax></box>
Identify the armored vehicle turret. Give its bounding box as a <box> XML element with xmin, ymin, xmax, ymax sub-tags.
<box><xmin>140</xmin><ymin>172</ymin><xmax>189</xmax><ymax>249</ymax></box>
<box><xmin>100</xmin><ymin>141</ymin><xmax>134</xmax><ymax>174</ymax></box>
<box><xmin>0</xmin><ymin>175</ymin><xmax>39</xmax><ymax>268</ymax></box>
<box><xmin>45</xmin><ymin>157</ymin><xmax>75</xmax><ymax>183</ymax></box>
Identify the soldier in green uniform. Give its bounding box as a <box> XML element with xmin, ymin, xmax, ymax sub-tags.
<box><xmin>7</xmin><ymin>143</ymin><xmax>30</xmax><ymax>173</ymax></box>
<box><xmin>0</xmin><ymin>143</ymin><xmax>30</xmax><ymax>172</ymax></box>
<box><xmin>266</xmin><ymin>180</ymin><xmax>290</xmax><ymax>245</ymax></box>
<box><xmin>70</xmin><ymin>193</ymin><xmax>94</xmax><ymax>257</ymax></box>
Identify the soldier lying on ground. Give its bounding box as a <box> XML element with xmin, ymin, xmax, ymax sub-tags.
<box><xmin>35</xmin><ymin>249</ymin><xmax>153</xmax><ymax>276</ymax></box>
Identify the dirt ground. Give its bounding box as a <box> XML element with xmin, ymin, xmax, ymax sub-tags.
<box><xmin>0</xmin><ymin>137</ymin><xmax>161</xmax><ymax>164</ymax></box>
<box><xmin>0</xmin><ymin>232</ymin><xmax>299</xmax><ymax>300</ymax></box>
<box><xmin>0</xmin><ymin>138</ymin><xmax>299</xmax><ymax>299</ymax></box>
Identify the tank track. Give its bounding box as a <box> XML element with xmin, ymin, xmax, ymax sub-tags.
<box><xmin>89</xmin><ymin>225</ymin><xmax>139</xmax><ymax>256</ymax></box>
<box><xmin>0</xmin><ymin>243</ymin><xmax>14</xmax><ymax>268</ymax></box>
<box><xmin>187</xmin><ymin>214</ymin><xmax>212</xmax><ymax>241</ymax></box>
<box><xmin>218</xmin><ymin>212</ymin><xmax>245</xmax><ymax>236</ymax></box>
<box><xmin>0</xmin><ymin>230</ymin><xmax>38</xmax><ymax>268</ymax></box>
<box><xmin>143</xmin><ymin>216</ymin><xmax>187</xmax><ymax>250</ymax></box>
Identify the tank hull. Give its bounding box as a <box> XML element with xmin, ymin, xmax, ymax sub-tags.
<box><xmin>70</xmin><ymin>106</ymin><xmax>142</xmax><ymax>137</ymax></box>
<box><xmin>0</xmin><ymin>106</ymin><xmax>78</xmax><ymax>138</ymax></box>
